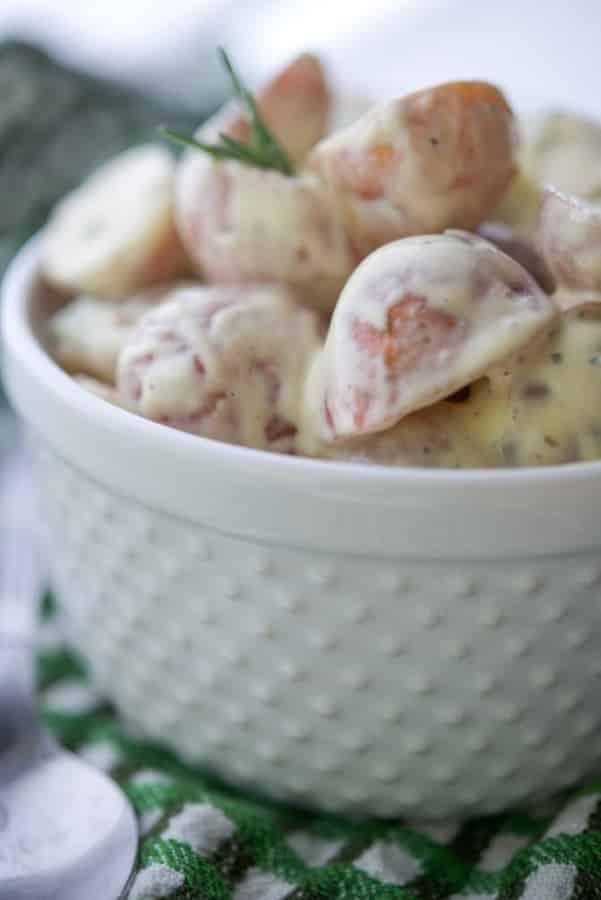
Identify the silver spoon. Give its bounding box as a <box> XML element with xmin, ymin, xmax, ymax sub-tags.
<box><xmin>0</xmin><ymin>452</ymin><xmax>138</xmax><ymax>900</ymax></box>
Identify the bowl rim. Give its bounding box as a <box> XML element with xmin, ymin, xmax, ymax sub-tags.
<box><xmin>7</xmin><ymin>232</ymin><xmax>601</xmax><ymax>560</ymax></box>
<box><xmin>4</xmin><ymin>232</ymin><xmax>601</xmax><ymax>492</ymax></box>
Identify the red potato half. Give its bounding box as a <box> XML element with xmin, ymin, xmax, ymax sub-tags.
<box><xmin>176</xmin><ymin>162</ymin><xmax>354</xmax><ymax>312</ymax></box>
<box><xmin>176</xmin><ymin>77</ymin><xmax>517</xmax><ymax>311</ymax></box>
<box><xmin>225</xmin><ymin>53</ymin><xmax>330</xmax><ymax>166</ymax></box>
<box><xmin>307</xmin><ymin>300</ymin><xmax>601</xmax><ymax>469</ymax></box>
<box><xmin>307</xmin><ymin>81</ymin><xmax>517</xmax><ymax>259</ymax></box>
<box><xmin>537</xmin><ymin>187</ymin><xmax>601</xmax><ymax>292</ymax></box>
<box><xmin>523</xmin><ymin>110</ymin><xmax>601</xmax><ymax>203</ymax></box>
<box><xmin>41</xmin><ymin>145</ymin><xmax>191</xmax><ymax>298</ymax></box>
<box><xmin>175</xmin><ymin>54</ymin><xmax>349</xmax><ymax>310</ymax></box>
<box><xmin>309</xmin><ymin>231</ymin><xmax>557</xmax><ymax>441</ymax></box>
<box><xmin>477</xmin><ymin>221</ymin><xmax>555</xmax><ymax>293</ymax></box>
<box><xmin>209</xmin><ymin>52</ymin><xmax>330</xmax><ymax>166</ymax></box>
<box><xmin>117</xmin><ymin>283</ymin><xmax>323</xmax><ymax>452</ymax></box>
<box><xmin>47</xmin><ymin>283</ymin><xmax>191</xmax><ymax>384</ymax></box>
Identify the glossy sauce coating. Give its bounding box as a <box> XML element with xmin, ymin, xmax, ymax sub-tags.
<box><xmin>42</xmin><ymin>145</ymin><xmax>190</xmax><ymax>298</ymax></box>
<box><xmin>48</xmin><ymin>284</ymin><xmax>182</xmax><ymax>384</ymax></box>
<box><xmin>176</xmin><ymin>163</ymin><xmax>354</xmax><ymax>311</ymax></box>
<box><xmin>310</xmin><ymin>304</ymin><xmax>601</xmax><ymax>468</ymax></box>
<box><xmin>176</xmin><ymin>78</ymin><xmax>518</xmax><ymax>311</ymax></box>
<box><xmin>308</xmin><ymin>81</ymin><xmax>517</xmax><ymax>259</ymax></box>
<box><xmin>174</xmin><ymin>54</ymin><xmax>350</xmax><ymax>310</ymax></box>
<box><xmin>117</xmin><ymin>284</ymin><xmax>322</xmax><ymax>451</ymax></box>
<box><xmin>306</xmin><ymin>232</ymin><xmax>556</xmax><ymax>441</ymax></box>
<box><xmin>495</xmin><ymin>110</ymin><xmax>601</xmax><ymax>231</ymax></box>
<box><xmin>477</xmin><ymin>221</ymin><xmax>554</xmax><ymax>292</ymax></box>
<box><xmin>537</xmin><ymin>187</ymin><xmax>601</xmax><ymax>292</ymax></box>
<box><xmin>39</xmin><ymin>58</ymin><xmax>601</xmax><ymax>471</ymax></box>
<box><xmin>523</xmin><ymin>111</ymin><xmax>601</xmax><ymax>202</ymax></box>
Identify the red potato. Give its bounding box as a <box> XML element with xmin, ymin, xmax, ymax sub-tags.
<box><xmin>175</xmin><ymin>54</ymin><xmax>348</xmax><ymax>310</ymax></box>
<box><xmin>117</xmin><ymin>284</ymin><xmax>323</xmax><ymax>452</ymax></box>
<box><xmin>226</xmin><ymin>53</ymin><xmax>330</xmax><ymax>165</ymax></box>
<box><xmin>47</xmin><ymin>284</ymin><xmax>188</xmax><ymax>384</ymax></box>
<box><xmin>176</xmin><ymin>162</ymin><xmax>354</xmax><ymax>312</ymax></box>
<box><xmin>307</xmin><ymin>81</ymin><xmax>517</xmax><ymax>259</ymax></box>
<box><xmin>477</xmin><ymin>221</ymin><xmax>555</xmax><ymax>292</ymax></box>
<box><xmin>306</xmin><ymin>231</ymin><xmax>557</xmax><ymax>441</ymax></box>
<box><xmin>207</xmin><ymin>53</ymin><xmax>330</xmax><ymax>166</ymax></box>
<box><xmin>537</xmin><ymin>187</ymin><xmax>601</xmax><ymax>292</ymax></box>
<box><xmin>494</xmin><ymin>110</ymin><xmax>601</xmax><ymax>231</ymax></box>
<box><xmin>73</xmin><ymin>375</ymin><xmax>124</xmax><ymax>407</ymax></box>
<box><xmin>308</xmin><ymin>302</ymin><xmax>601</xmax><ymax>468</ymax></box>
<box><xmin>300</xmin><ymin>378</ymin><xmax>496</xmax><ymax>468</ymax></box>
<box><xmin>41</xmin><ymin>146</ymin><xmax>191</xmax><ymax>298</ymax></box>
<box><xmin>176</xmin><ymin>76</ymin><xmax>517</xmax><ymax>312</ymax></box>
<box><xmin>522</xmin><ymin>110</ymin><xmax>601</xmax><ymax>203</ymax></box>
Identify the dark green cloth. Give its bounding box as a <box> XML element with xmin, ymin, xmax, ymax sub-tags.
<box><xmin>0</xmin><ymin>40</ymin><xmax>200</xmax><ymax>278</ymax></box>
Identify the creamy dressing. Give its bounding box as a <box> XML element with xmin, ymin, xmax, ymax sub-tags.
<box><xmin>450</xmin><ymin>307</ymin><xmax>601</xmax><ymax>467</ymax></box>
<box><xmin>307</xmin><ymin>308</ymin><xmax>601</xmax><ymax>468</ymax></box>
<box><xmin>523</xmin><ymin>111</ymin><xmax>601</xmax><ymax>202</ymax></box>
<box><xmin>174</xmin><ymin>54</ymin><xmax>346</xmax><ymax>310</ymax></box>
<box><xmin>42</xmin><ymin>145</ymin><xmax>189</xmax><ymax>297</ymax></box>
<box><xmin>117</xmin><ymin>284</ymin><xmax>322</xmax><ymax>451</ymax></box>
<box><xmin>308</xmin><ymin>81</ymin><xmax>516</xmax><ymax>258</ymax></box>
<box><xmin>538</xmin><ymin>188</ymin><xmax>601</xmax><ymax>292</ymax></box>
<box><xmin>47</xmin><ymin>285</ymin><xmax>182</xmax><ymax>384</ymax></box>
<box><xmin>38</xmin><ymin>60</ymin><xmax>601</xmax><ymax>469</ymax></box>
<box><xmin>308</xmin><ymin>233</ymin><xmax>556</xmax><ymax>440</ymax></box>
<box><xmin>176</xmin><ymin>160</ymin><xmax>354</xmax><ymax>311</ymax></box>
<box><xmin>495</xmin><ymin>110</ymin><xmax>601</xmax><ymax>231</ymax></box>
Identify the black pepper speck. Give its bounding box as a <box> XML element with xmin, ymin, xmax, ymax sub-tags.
<box><xmin>523</xmin><ymin>382</ymin><xmax>551</xmax><ymax>399</ymax></box>
<box><xmin>446</xmin><ymin>385</ymin><xmax>471</xmax><ymax>404</ymax></box>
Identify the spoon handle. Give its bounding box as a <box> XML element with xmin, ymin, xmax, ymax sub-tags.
<box><xmin>0</xmin><ymin>450</ymin><xmax>48</xmax><ymax>776</ymax></box>
<box><xmin>0</xmin><ymin>446</ymin><xmax>42</xmax><ymax>640</ymax></box>
<box><xmin>0</xmin><ymin>448</ymin><xmax>138</xmax><ymax>899</ymax></box>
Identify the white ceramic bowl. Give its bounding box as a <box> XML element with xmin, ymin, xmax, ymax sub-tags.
<box><xmin>4</xmin><ymin>236</ymin><xmax>601</xmax><ymax>820</ymax></box>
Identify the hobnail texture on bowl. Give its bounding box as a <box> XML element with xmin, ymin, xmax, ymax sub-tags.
<box><xmin>4</xmin><ymin>236</ymin><xmax>601</xmax><ymax>819</ymax></box>
<box><xmin>31</xmin><ymin>441</ymin><xmax>601</xmax><ymax>819</ymax></box>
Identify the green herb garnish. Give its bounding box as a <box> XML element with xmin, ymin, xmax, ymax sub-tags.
<box><xmin>160</xmin><ymin>48</ymin><xmax>294</xmax><ymax>176</ymax></box>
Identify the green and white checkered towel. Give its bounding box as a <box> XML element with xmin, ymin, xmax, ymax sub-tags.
<box><xmin>37</xmin><ymin>593</ymin><xmax>601</xmax><ymax>900</ymax></box>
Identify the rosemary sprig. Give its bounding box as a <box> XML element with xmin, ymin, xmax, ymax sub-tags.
<box><xmin>160</xmin><ymin>48</ymin><xmax>294</xmax><ymax>176</ymax></box>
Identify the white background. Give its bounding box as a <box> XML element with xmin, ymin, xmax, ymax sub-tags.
<box><xmin>0</xmin><ymin>0</ymin><xmax>600</xmax><ymax>116</ymax></box>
